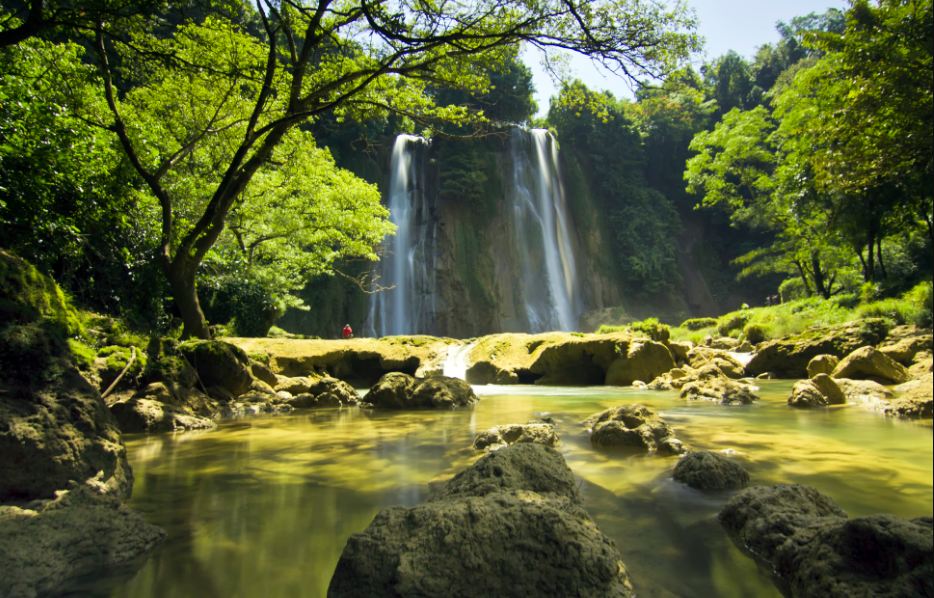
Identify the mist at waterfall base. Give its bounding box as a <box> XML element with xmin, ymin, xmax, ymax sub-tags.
<box><xmin>366</xmin><ymin>128</ymin><xmax>582</xmax><ymax>337</ymax></box>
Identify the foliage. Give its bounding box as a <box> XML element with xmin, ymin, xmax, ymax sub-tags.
<box><xmin>627</xmin><ymin>317</ymin><xmax>670</xmax><ymax>342</ymax></box>
<box><xmin>680</xmin><ymin>317</ymin><xmax>717</xmax><ymax>331</ymax></box>
<box><xmin>742</xmin><ymin>323</ymin><xmax>768</xmax><ymax>344</ymax></box>
<box><xmin>550</xmin><ymin>82</ymin><xmax>681</xmax><ymax>295</ymax></box>
<box><xmin>0</xmin><ymin>38</ymin><xmax>164</xmax><ymax>324</ymax></box>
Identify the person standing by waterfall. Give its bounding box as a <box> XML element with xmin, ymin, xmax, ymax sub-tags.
<box><xmin>342</xmin><ymin>323</ymin><xmax>353</xmax><ymax>339</ymax></box>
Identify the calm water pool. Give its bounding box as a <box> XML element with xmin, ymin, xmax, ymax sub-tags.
<box><xmin>80</xmin><ymin>382</ymin><xmax>932</xmax><ymax>597</ymax></box>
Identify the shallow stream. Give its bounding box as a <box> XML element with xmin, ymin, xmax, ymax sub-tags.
<box><xmin>83</xmin><ymin>382</ymin><xmax>932</xmax><ymax>597</ymax></box>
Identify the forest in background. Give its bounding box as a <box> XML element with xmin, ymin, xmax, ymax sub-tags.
<box><xmin>1</xmin><ymin>0</ymin><xmax>931</xmax><ymax>337</ymax></box>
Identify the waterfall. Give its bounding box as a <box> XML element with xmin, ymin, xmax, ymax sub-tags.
<box><xmin>509</xmin><ymin>128</ymin><xmax>580</xmax><ymax>332</ymax></box>
<box><xmin>367</xmin><ymin>134</ymin><xmax>435</xmax><ymax>336</ymax></box>
<box><xmin>441</xmin><ymin>342</ymin><xmax>476</xmax><ymax>380</ymax></box>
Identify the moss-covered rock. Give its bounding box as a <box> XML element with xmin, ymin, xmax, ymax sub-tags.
<box><xmin>586</xmin><ymin>404</ymin><xmax>685</xmax><ymax>454</ymax></box>
<box><xmin>673</xmin><ymin>451</ymin><xmax>750</xmax><ymax>491</ymax></box>
<box><xmin>680</xmin><ymin>377</ymin><xmax>759</xmax><ymax>405</ymax></box>
<box><xmin>0</xmin><ymin>486</ymin><xmax>165</xmax><ymax>598</ymax></box>
<box><xmin>365</xmin><ymin>373</ymin><xmax>477</xmax><ymax>410</ymax></box>
<box><xmin>832</xmin><ymin>346</ymin><xmax>909</xmax><ymax>384</ymax></box>
<box><xmin>0</xmin><ymin>249</ymin><xmax>82</xmax><ymax>337</ymax></box>
<box><xmin>96</xmin><ymin>345</ymin><xmax>147</xmax><ymax>393</ymax></box>
<box><xmin>806</xmin><ymin>354</ymin><xmax>839</xmax><ymax>378</ymax></box>
<box><xmin>329</xmin><ymin>444</ymin><xmax>634</xmax><ymax>598</ymax></box>
<box><xmin>528</xmin><ymin>333</ymin><xmax>630</xmax><ymax>385</ymax></box>
<box><xmin>604</xmin><ymin>340</ymin><xmax>675</xmax><ymax>386</ymax></box>
<box><xmin>178</xmin><ymin>340</ymin><xmax>253</xmax><ymax>397</ymax></box>
<box><xmin>788</xmin><ymin>374</ymin><xmax>845</xmax><ymax>408</ymax></box>
<box><xmin>746</xmin><ymin>320</ymin><xmax>887</xmax><ymax>379</ymax></box>
<box><xmin>719</xmin><ymin>484</ymin><xmax>933</xmax><ymax>597</ymax></box>
<box><xmin>472</xmin><ymin>423</ymin><xmax>558</xmax><ymax>451</ymax></box>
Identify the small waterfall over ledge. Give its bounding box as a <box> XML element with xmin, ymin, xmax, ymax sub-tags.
<box><xmin>367</xmin><ymin>134</ymin><xmax>435</xmax><ymax>336</ymax></box>
<box><xmin>509</xmin><ymin>128</ymin><xmax>581</xmax><ymax>332</ymax></box>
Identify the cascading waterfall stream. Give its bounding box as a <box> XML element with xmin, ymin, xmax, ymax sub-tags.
<box><xmin>509</xmin><ymin>128</ymin><xmax>580</xmax><ymax>332</ymax></box>
<box><xmin>367</xmin><ymin>134</ymin><xmax>435</xmax><ymax>336</ymax></box>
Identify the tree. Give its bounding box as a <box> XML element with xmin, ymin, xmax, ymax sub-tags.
<box><xmin>773</xmin><ymin>0</ymin><xmax>933</xmax><ymax>280</ymax></box>
<box><xmin>81</xmin><ymin>1</ymin><xmax>697</xmax><ymax>338</ymax></box>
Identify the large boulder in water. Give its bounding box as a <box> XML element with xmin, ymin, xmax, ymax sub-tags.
<box><xmin>177</xmin><ymin>339</ymin><xmax>254</xmax><ymax>397</ymax></box>
<box><xmin>832</xmin><ymin>346</ymin><xmax>908</xmax><ymax>384</ymax></box>
<box><xmin>328</xmin><ymin>444</ymin><xmax>634</xmax><ymax>597</ymax></box>
<box><xmin>365</xmin><ymin>373</ymin><xmax>477</xmax><ymax>409</ymax></box>
<box><xmin>587</xmin><ymin>404</ymin><xmax>685</xmax><ymax>454</ymax></box>
<box><xmin>0</xmin><ymin>486</ymin><xmax>165</xmax><ymax>598</ymax></box>
<box><xmin>720</xmin><ymin>484</ymin><xmax>933</xmax><ymax>597</ymax></box>
<box><xmin>885</xmin><ymin>373</ymin><xmax>933</xmax><ymax>419</ymax></box>
<box><xmin>673</xmin><ymin>451</ymin><xmax>750</xmax><ymax>491</ymax></box>
<box><xmin>604</xmin><ymin>340</ymin><xmax>675</xmax><ymax>386</ymax></box>
<box><xmin>788</xmin><ymin>374</ymin><xmax>845</xmax><ymax>408</ymax></box>
<box><xmin>287</xmin><ymin>376</ymin><xmax>359</xmax><ymax>409</ymax></box>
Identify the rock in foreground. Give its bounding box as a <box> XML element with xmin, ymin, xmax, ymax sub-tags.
<box><xmin>673</xmin><ymin>451</ymin><xmax>749</xmax><ymax>491</ymax></box>
<box><xmin>788</xmin><ymin>374</ymin><xmax>845</xmax><ymax>408</ymax></box>
<box><xmin>0</xmin><ymin>486</ymin><xmax>165</xmax><ymax>598</ymax></box>
<box><xmin>719</xmin><ymin>484</ymin><xmax>933</xmax><ymax>597</ymax></box>
<box><xmin>587</xmin><ymin>404</ymin><xmax>685</xmax><ymax>454</ymax></box>
<box><xmin>328</xmin><ymin>444</ymin><xmax>633</xmax><ymax>597</ymax></box>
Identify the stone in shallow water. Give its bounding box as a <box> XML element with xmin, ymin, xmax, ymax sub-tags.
<box><xmin>328</xmin><ymin>444</ymin><xmax>634</xmax><ymax>598</ymax></box>
<box><xmin>472</xmin><ymin>423</ymin><xmax>558</xmax><ymax>451</ymax></box>
<box><xmin>788</xmin><ymin>374</ymin><xmax>845</xmax><ymax>408</ymax></box>
<box><xmin>587</xmin><ymin>404</ymin><xmax>685</xmax><ymax>454</ymax></box>
<box><xmin>365</xmin><ymin>373</ymin><xmax>477</xmax><ymax>409</ymax></box>
<box><xmin>673</xmin><ymin>451</ymin><xmax>750</xmax><ymax>491</ymax></box>
<box><xmin>719</xmin><ymin>484</ymin><xmax>933</xmax><ymax>597</ymax></box>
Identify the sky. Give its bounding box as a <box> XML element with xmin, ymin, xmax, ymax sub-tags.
<box><xmin>526</xmin><ymin>0</ymin><xmax>849</xmax><ymax>116</ymax></box>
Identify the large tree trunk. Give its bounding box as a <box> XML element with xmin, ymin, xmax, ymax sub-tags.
<box><xmin>165</xmin><ymin>259</ymin><xmax>211</xmax><ymax>339</ymax></box>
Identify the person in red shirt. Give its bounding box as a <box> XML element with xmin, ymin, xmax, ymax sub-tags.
<box><xmin>341</xmin><ymin>323</ymin><xmax>353</xmax><ymax>339</ymax></box>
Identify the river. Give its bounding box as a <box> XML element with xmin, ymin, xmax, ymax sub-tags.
<box><xmin>80</xmin><ymin>381</ymin><xmax>932</xmax><ymax>597</ymax></box>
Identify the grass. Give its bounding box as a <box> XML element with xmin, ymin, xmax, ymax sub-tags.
<box><xmin>656</xmin><ymin>281</ymin><xmax>933</xmax><ymax>345</ymax></box>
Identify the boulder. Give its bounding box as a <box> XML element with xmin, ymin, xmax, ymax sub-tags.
<box><xmin>529</xmin><ymin>335</ymin><xmax>628</xmax><ymax>385</ymax></box>
<box><xmin>665</xmin><ymin>340</ymin><xmax>692</xmax><ymax>365</ymax></box>
<box><xmin>672</xmin><ymin>451</ymin><xmax>750</xmax><ymax>491</ymax></box>
<box><xmin>286</xmin><ymin>376</ymin><xmax>359</xmax><ymax>409</ymax></box>
<box><xmin>604</xmin><ymin>340</ymin><xmax>675</xmax><ymax>386</ymax></box>
<box><xmin>249</xmin><ymin>360</ymin><xmax>279</xmax><ymax>387</ymax></box>
<box><xmin>832</xmin><ymin>346</ymin><xmax>908</xmax><ymax>384</ymax></box>
<box><xmin>364</xmin><ymin>372</ymin><xmax>418</xmax><ymax>409</ymax></box>
<box><xmin>879</xmin><ymin>326</ymin><xmax>933</xmax><ymax>365</ymax></box>
<box><xmin>806</xmin><ymin>354</ymin><xmax>839</xmax><ymax>378</ymax></box>
<box><xmin>745</xmin><ymin>320</ymin><xmax>887</xmax><ymax>378</ymax></box>
<box><xmin>788</xmin><ymin>374</ymin><xmax>845</xmax><ymax>408</ymax></box>
<box><xmin>465</xmin><ymin>360</ymin><xmax>518</xmax><ymax>384</ymax></box>
<box><xmin>177</xmin><ymin>340</ymin><xmax>254</xmax><ymax>397</ymax></box>
<box><xmin>680</xmin><ymin>377</ymin><xmax>759</xmax><ymax>405</ymax></box>
<box><xmin>365</xmin><ymin>373</ymin><xmax>477</xmax><ymax>410</ymax></box>
<box><xmin>110</xmin><ymin>396</ymin><xmax>216</xmax><ymax>433</ymax></box>
<box><xmin>836</xmin><ymin>378</ymin><xmax>894</xmax><ymax>405</ymax></box>
<box><xmin>410</xmin><ymin>376</ymin><xmax>477</xmax><ymax>409</ymax></box>
<box><xmin>886</xmin><ymin>373</ymin><xmax>933</xmax><ymax>419</ymax></box>
<box><xmin>328</xmin><ymin>444</ymin><xmax>634</xmax><ymax>598</ymax></box>
<box><xmin>0</xmin><ymin>486</ymin><xmax>165</xmax><ymax>598</ymax></box>
<box><xmin>274</xmin><ymin>375</ymin><xmax>313</xmax><ymax>395</ymax></box>
<box><xmin>908</xmin><ymin>351</ymin><xmax>933</xmax><ymax>378</ymax></box>
<box><xmin>687</xmin><ymin>347</ymin><xmax>745</xmax><ymax>378</ymax></box>
<box><xmin>720</xmin><ymin>484</ymin><xmax>933</xmax><ymax>597</ymax></box>
<box><xmin>587</xmin><ymin>404</ymin><xmax>685</xmax><ymax>454</ymax></box>
<box><xmin>1</xmin><ymin>328</ymin><xmax>133</xmax><ymax>502</ymax></box>
<box><xmin>473</xmin><ymin>423</ymin><xmax>558</xmax><ymax>451</ymax></box>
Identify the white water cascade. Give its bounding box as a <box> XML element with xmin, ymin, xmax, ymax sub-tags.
<box><xmin>509</xmin><ymin>128</ymin><xmax>581</xmax><ymax>331</ymax></box>
<box><xmin>367</xmin><ymin>134</ymin><xmax>435</xmax><ymax>336</ymax></box>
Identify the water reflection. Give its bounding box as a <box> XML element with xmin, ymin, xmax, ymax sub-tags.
<box><xmin>85</xmin><ymin>382</ymin><xmax>931</xmax><ymax>598</ymax></box>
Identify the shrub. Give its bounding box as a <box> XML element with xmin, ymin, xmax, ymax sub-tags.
<box><xmin>903</xmin><ymin>280</ymin><xmax>933</xmax><ymax>328</ymax></box>
<box><xmin>778</xmin><ymin>277</ymin><xmax>808</xmax><ymax>303</ymax></box>
<box><xmin>857</xmin><ymin>317</ymin><xmax>893</xmax><ymax>345</ymax></box>
<box><xmin>680</xmin><ymin>317</ymin><xmax>717</xmax><ymax>331</ymax></box>
<box><xmin>742</xmin><ymin>323</ymin><xmax>769</xmax><ymax>344</ymax></box>
<box><xmin>596</xmin><ymin>324</ymin><xmax>628</xmax><ymax>334</ymax></box>
<box><xmin>628</xmin><ymin>317</ymin><xmax>670</xmax><ymax>342</ymax></box>
<box><xmin>717</xmin><ymin>313</ymin><xmax>749</xmax><ymax>337</ymax></box>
